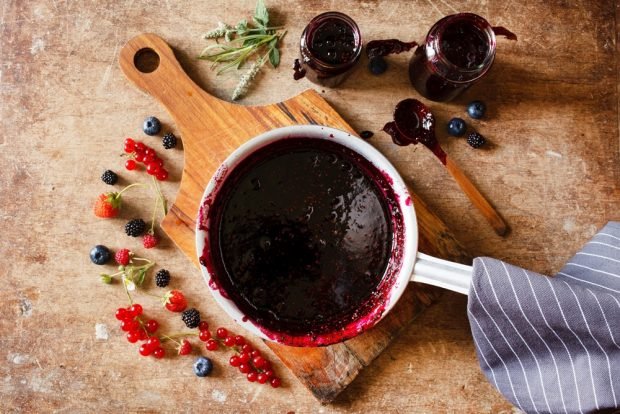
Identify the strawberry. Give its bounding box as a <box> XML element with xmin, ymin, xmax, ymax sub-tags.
<box><xmin>94</xmin><ymin>192</ymin><xmax>121</xmax><ymax>218</ymax></box>
<box><xmin>178</xmin><ymin>339</ymin><xmax>192</xmax><ymax>356</ymax></box>
<box><xmin>143</xmin><ymin>233</ymin><xmax>159</xmax><ymax>249</ymax></box>
<box><xmin>115</xmin><ymin>248</ymin><xmax>131</xmax><ymax>266</ymax></box>
<box><xmin>163</xmin><ymin>290</ymin><xmax>187</xmax><ymax>312</ymax></box>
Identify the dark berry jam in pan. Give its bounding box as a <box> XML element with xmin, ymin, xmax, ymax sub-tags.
<box><xmin>204</xmin><ymin>138</ymin><xmax>400</xmax><ymax>341</ymax></box>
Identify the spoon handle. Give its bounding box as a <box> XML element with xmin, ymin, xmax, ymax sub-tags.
<box><xmin>444</xmin><ymin>155</ymin><xmax>508</xmax><ymax>236</ymax></box>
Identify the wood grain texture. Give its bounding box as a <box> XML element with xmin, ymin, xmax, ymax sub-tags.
<box><xmin>444</xmin><ymin>155</ymin><xmax>508</xmax><ymax>236</ymax></box>
<box><xmin>119</xmin><ymin>33</ymin><xmax>467</xmax><ymax>403</ymax></box>
<box><xmin>1</xmin><ymin>0</ymin><xmax>618</xmax><ymax>412</ymax></box>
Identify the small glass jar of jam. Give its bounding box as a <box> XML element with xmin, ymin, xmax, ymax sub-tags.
<box><xmin>409</xmin><ymin>13</ymin><xmax>508</xmax><ymax>102</ymax></box>
<box><xmin>296</xmin><ymin>11</ymin><xmax>362</xmax><ymax>87</ymax></box>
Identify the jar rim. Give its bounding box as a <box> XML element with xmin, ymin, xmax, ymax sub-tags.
<box><xmin>426</xmin><ymin>13</ymin><xmax>497</xmax><ymax>83</ymax></box>
<box><xmin>300</xmin><ymin>11</ymin><xmax>363</xmax><ymax>70</ymax></box>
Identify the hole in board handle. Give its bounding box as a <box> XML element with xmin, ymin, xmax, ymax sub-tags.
<box><xmin>134</xmin><ymin>48</ymin><xmax>160</xmax><ymax>73</ymax></box>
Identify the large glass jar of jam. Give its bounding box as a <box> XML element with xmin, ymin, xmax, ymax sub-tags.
<box><xmin>409</xmin><ymin>13</ymin><xmax>508</xmax><ymax>102</ymax></box>
<box><xmin>297</xmin><ymin>12</ymin><xmax>362</xmax><ymax>88</ymax></box>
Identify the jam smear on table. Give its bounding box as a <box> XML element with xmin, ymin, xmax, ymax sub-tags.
<box><xmin>206</xmin><ymin>138</ymin><xmax>396</xmax><ymax>337</ymax></box>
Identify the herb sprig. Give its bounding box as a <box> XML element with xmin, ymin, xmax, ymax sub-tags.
<box><xmin>198</xmin><ymin>0</ymin><xmax>285</xmax><ymax>100</ymax></box>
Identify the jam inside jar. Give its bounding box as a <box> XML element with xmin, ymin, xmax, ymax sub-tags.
<box><xmin>409</xmin><ymin>13</ymin><xmax>511</xmax><ymax>102</ymax></box>
<box><xmin>297</xmin><ymin>12</ymin><xmax>362</xmax><ymax>87</ymax></box>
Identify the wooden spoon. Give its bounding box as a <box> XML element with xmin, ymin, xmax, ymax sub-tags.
<box><xmin>383</xmin><ymin>99</ymin><xmax>508</xmax><ymax>236</ymax></box>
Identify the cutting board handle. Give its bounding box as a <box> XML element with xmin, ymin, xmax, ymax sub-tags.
<box><xmin>119</xmin><ymin>33</ymin><xmax>231</xmax><ymax>121</ymax></box>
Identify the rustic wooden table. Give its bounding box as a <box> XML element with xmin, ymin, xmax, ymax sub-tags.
<box><xmin>1</xmin><ymin>0</ymin><xmax>618</xmax><ymax>412</ymax></box>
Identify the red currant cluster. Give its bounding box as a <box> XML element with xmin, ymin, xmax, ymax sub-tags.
<box><xmin>198</xmin><ymin>324</ymin><xmax>282</xmax><ymax>388</ymax></box>
<box><xmin>115</xmin><ymin>303</ymin><xmax>165</xmax><ymax>359</ymax></box>
<box><xmin>123</xmin><ymin>138</ymin><xmax>169</xmax><ymax>181</ymax></box>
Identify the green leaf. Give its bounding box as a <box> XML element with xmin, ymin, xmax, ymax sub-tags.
<box><xmin>269</xmin><ymin>47</ymin><xmax>280</xmax><ymax>67</ymax></box>
<box><xmin>135</xmin><ymin>268</ymin><xmax>147</xmax><ymax>286</ymax></box>
<box><xmin>254</xmin><ymin>0</ymin><xmax>269</xmax><ymax>27</ymax></box>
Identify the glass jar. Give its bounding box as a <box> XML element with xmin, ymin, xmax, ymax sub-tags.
<box><xmin>297</xmin><ymin>12</ymin><xmax>362</xmax><ymax>88</ymax></box>
<box><xmin>409</xmin><ymin>13</ymin><xmax>500</xmax><ymax>102</ymax></box>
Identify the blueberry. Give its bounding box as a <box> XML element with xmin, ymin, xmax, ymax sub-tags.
<box><xmin>193</xmin><ymin>356</ymin><xmax>213</xmax><ymax>377</ymax></box>
<box><xmin>368</xmin><ymin>57</ymin><xmax>387</xmax><ymax>75</ymax></box>
<box><xmin>467</xmin><ymin>101</ymin><xmax>486</xmax><ymax>119</ymax></box>
<box><xmin>143</xmin><ymin>116</ymin><xmax>161</xmax><ymax>136</ymax></box>
<box><xmin>90</xmin><ymin>245</ymin><xmax>111</xmax><ymax>265</ymax></box>
<box><xmin>447</xmin><ymin>118</ymin><xmax>466</xmax><ymax>136</ymax></box>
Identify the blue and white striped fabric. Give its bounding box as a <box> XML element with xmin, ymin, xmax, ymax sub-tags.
<box><xmin>468</xmin><ymin>222</ymin><xmax>620</xmax><ymax>414</ymax></box>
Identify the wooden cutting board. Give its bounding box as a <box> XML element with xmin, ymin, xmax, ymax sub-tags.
<box><xmin>119</xmin><ymin>33</ymin><xmax>471</xmax><ymax>403</ymax></box>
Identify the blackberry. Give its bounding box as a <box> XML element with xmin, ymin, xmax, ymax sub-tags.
<box><xmin>125</xmin><ymin>219</ymin><xmax>146</xmax><ymax>237</ymax></box>
<box><xmin>101</xmin><ymin>170</ymin><xmax>118</xmax><ymax>185</ymax></box>
<box><xmin>155</xmin><ymin>269</ymin><xmax>171</xmax><ymax>287</ymax></box>
<box><xmin>162</xmin><ymin>133</ymin><xmax>177</xmax><ymax>149</ymax></box>
<box><xmin>143</xmin><ymin>116</ymin><xmax>161</xmax><ymax>136</ymax></box>
<box><xmin>467</xmin><ymin>132</ymin><xmax>486</xmax><ymax>148</ymax></box>
<box><xmin>181</xmin><ymin>308</ymin><xmax>201</xmax><ymax>329</ymax></box>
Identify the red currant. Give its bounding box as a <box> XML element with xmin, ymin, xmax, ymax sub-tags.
<box><xmin>125</xmin><ymin>159</ymin><xmax>137</xmax><ymax>171</ymax></box>
<box><xmin>120</xmin><ymin>319</ymin><xmax>138</xmax><ymax>332</ymax></box>
<box><xmin>252</xmin><ymin>356</ymin><xmax>266</xmax><ymax>369</ymax></box>
<box><xmin>270</xmin><ymin>377</ymin><xmax>281</xmax><ymax>388</ymax></box>
<box><xmin>155</xmin><ymin>158</ymin><xmax>164</xmax><ymax>167</ymax></box>
<box><xmin>145</xmin><ymin>319</ymin><xmax>158</xmax><ymax>333</ymax></box>
<box><xmin>239</xmin><ymin>352</ymin><xmax>251</xmax><ymax>363</ymax></box>
<box><xmin>229</xmin><ymin>355</ymin><xmax>241</xmax><ymax>367</ymax></box>
<box><xmin>124</xmin><ymin>143</ymin><xmax>135</xmax><ymax>153</ymax></box>
<box><xmin>146</xmin><ymin>162</ymin><xmax>160</xmax><ymax>175</ymax></box>
<box><xmin>234</xmin><ymin>335</ymin><xmax>246</xmax><ymax>346</ymax></box>
<box><xmin>153</xmin><ymin>347</ymin><xmax>165</xmax><ymax>359</ymax></box>
<box><xmin>247</xmin><ymin>371</ymin><xmax>258</xmax><ymax>382</ymax></box>
<box><xmin>216</xmin><ymin>328</ymin><xmax>228</xmax><ymax>338</ymax></box>
<box><xmin>144</xmin><ymin>153</ymin><xmax>156</xmax><ymax>164</ymax></box>
<box><xmin>264</xmin><ymin>369</ymin><xmax>274</xmax><ymax>379</ymax></box>
<box><xmin>134</xmin><ymin>152</ymin><xmax>145</xmax><ymax>163</ymax></box>
<box><xmin>135</xmin><ymin>142</ymin><xmax>146</xmax><ymax>152</ymax></box>
<box><xmin>179</xmin><ymin>340</ymin><xmax>192</xmax><ymax>356</ymax></box>
<box><xmin>139</xmin><ymin>344</ymin><xmax>151</xmax><ymax>356</ymax></box>
<box><xmin>115</xmin><ymin>308</ymin><xmax>128</xmax><ymax>320</ymax></box>
<box><xmin>146</xmin><ymin>337</ymin><xmax>160</xmax><ymax>350</ymax></box>
<box><xmin>250</xmin><ymin>350</ymin><xmax>261</xmax><ymax>358</ymax></box>
<box><xmin>127</xmin><ymin>330</ymin><xmax>140</xmax><ymax>343</ymax></box>
<box><xmin>239</xmin><ymin>363</ymin><xmax>251</xmax><ymax>374</ymax></box>
<box><xmin>257</xmin><ymin>373</ymin><xmax>268</xmax><ymax>384</ymax></box>
<box><xmin>241</xmin><ymin>344</ymin><xmax>253</xmax><ymax>354</ymax></box>
<box><xmin>198</xmin><ymin>321</ymin><xmax>209</xmax><ymax>331</ymax></box>
<box><xmin>199</xmin><ymin>330</ymin><xmax>211</xmax><ymax>342</ymax></box>
<box><xmin>262</xmin><ymin>360</ymin><xmax>271</xmax><ymax>371</ymax></box>
<box><xmin>144</xmin><ymin>147</ymin><xmax>154</xmax><ymax>156</ymax></box>
<box><xmin>138</xmin><ymin>330</ymin><xmax>148</xmax><ymax>340</ymax></box>
<box><xmin>125</xmin><ymin>137</ymin><xmax>135</xmax><ymax>147</ymax></box>
<box><xmin>205</xmin><ymin>339</ymin><xmax>219</xmax><ymax>351</ymax></box>
<box><xmin>223</xmin><ymin>336</ymin><xmax>235</xmax><ymax>347</ymax></box>
<box><xmin>129</xmin><ymin>303</ymin><xmax>143</xmax><ymax>316</ymax></box>
<box><xmin>155</xmin><ymin>169</ymin><xmax>168</xmax><ymax>181</ymax></box>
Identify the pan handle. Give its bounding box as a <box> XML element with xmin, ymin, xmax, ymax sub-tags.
<box><xmin>411</xmin><ymin>252</ymin><xmax>472</xmax><ymax>295</ymax></box>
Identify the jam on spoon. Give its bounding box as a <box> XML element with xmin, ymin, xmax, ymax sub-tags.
<box><xmin>383</xmin><ymin>99</ymin><xmax>508</xmax><ymax>236</ymax></box>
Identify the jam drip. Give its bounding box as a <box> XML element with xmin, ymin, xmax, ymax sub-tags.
<box><xmin>492</xmin><ymin>26</ymin><xmax>518</xmax><ymax>41</ymax></box>
<box><xmin>293</xmin><ymin>59</ymin><xmax>306</xmax><ymax>80</ymax></box>
<box><xmin>366</xmin><ymin>39</ymin><xmax>419</xmax><ymax>59</ymax></box>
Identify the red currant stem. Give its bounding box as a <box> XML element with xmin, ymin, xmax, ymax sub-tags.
<box><xmin>160</xmin><ymin>332</ymin><xmax>198</xmax><ymax>345</ymax></box>
<box><xmin>116</xmin><ymin>182</ymin><xmax>146</xmax><ymax>197</ymax></box>
<box><xmin>151</xmin><ymin>177</ymin><xmax>168</xmax><ymax>216</ymax></box>
<box><xmin>148</xmin><ymin>183</ymin><xmax>161</xmax><ymax>233</ymax></box>
<box><xmin>142</xmin><ymin>291</ymin><xmax>163</xmax><ymax>299</ymax></box>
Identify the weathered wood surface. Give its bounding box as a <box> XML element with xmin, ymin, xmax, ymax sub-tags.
<box><xmin>1</xmin><ymin>0</ymin><xmax>618</xmax><ymax>412</ymax></box>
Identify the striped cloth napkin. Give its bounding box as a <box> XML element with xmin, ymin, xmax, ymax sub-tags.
<box><xmin>468</xmin><ymin>222</ymin><xmax>620</xmax><ymax>414</ymax></box>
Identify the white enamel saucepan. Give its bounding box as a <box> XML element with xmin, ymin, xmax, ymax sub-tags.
<box><xmin>195</xmin><ymin>125</ymin><xmax>472</xmax><ymax>347</ymax></box>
